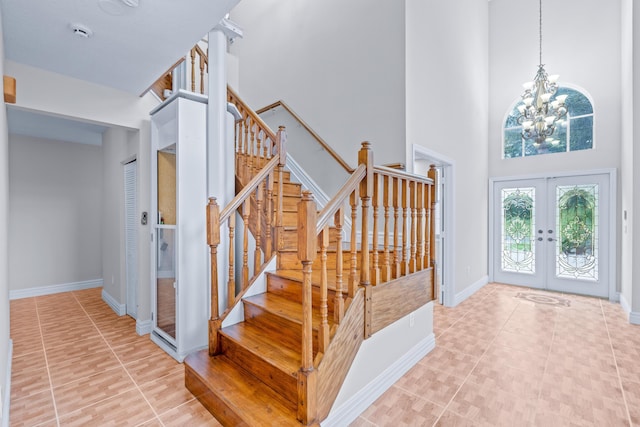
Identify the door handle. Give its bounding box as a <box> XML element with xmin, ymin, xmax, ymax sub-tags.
<box><xmin>537</xmin><ymin>237</ymin><xmax>543</xmax><ymax>241</ymax></box>
<box><xmin>547</xmin><ymin>237</ymin><xmax>556</xmax><ymax>242</ymax></box>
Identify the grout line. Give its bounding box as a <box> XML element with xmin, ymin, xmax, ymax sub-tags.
<box><xmin>70</xmin><ymin>291</ymin><xmax>167</xmax><ymax>427</ymax></box>
<box><xmin>533</xmin><ymin>294</ymin><xmax>559</xmax><ymax>424</ymax></box>
<box><xmin>601</xmin><ymin>298</ymin><xmax>633</xmax><ymax>427</ymax></box>
<box><xmin>34</xmin><ymin>297</ymin><xmax>61</xmax><ymax>427</ymax></box>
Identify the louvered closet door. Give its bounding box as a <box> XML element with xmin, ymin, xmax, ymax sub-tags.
<box><xmin>124</xmin><ymin>160</ymin><xmax>138</xmax><ymax>318</ymax></box>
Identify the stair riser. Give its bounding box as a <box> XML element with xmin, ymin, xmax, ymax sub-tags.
<box><xmin>243</xmin><ymin>302</ymin><xmax>322</xmax><ymax>356</ymax></box>
<box><xmin>220</xmin><ymin>334</ymin><xmax>298</xmax><ymax>404</ymax></box>
<box><xmin>267</xmin><ymin>274</ymin><xmax>337</xmax><ymax>315</ymax></box>
<box><xmin>278</xmin><ymin>251</ymin><xmax>359</xmax><ymax>271</ymax></box>
<box><xmin>273</xmin><ymin>182</ymin><xmax>302</xmax><ymax>197</ymax></box>
<box><xmin>243</xmin><ymin>303</ymin><xmax>301</xmax><ymax>350</ymax></box>
<box><xmin>185</xmin><ymin>366</ymin><xmax>246</xmax><ymax>427</ymax></box>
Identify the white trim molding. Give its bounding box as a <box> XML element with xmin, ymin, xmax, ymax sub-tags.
<box><xmin>9</xmin><ymin>279</ymin><xmax>103</xmax><ymax>300</ymax></box>
<box><xmin>102</xmin><ymin>288</ymin><xmax>126</xmax><ymax>316</ymax></box>
<box><xmin>454</xmin><ymin>275</ymin><xmax>489</xmax><ymax>306</ymax></box>
<box><xmin>620</xmin><ymin>293</ymin><xmax>640</xmax><ymax>325</ymax></box>
<box><xmin>2</xmin><ymin>339</ymin><xmax>12</xmax><ymax>427</ymax></box>
<box><xmin>136</xmin><ymin>319</ymin><xmax>153</xmax><ymax>335</ymax></box>
<box><xmin>322</xmin><ymin>333</ymin><xmax>435</xmax><ymax>427</ymax></box>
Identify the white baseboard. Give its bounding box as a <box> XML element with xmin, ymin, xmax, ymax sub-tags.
<box><xmin>620</xmin><ymin>293</ymin><xmax>640</xmax><ymax>325</ymax></box>
<box><xmin>136</xmin><ymin>319</ymin><xmax>153</xmax><ymax>335</ymax></box>
<box><xmin>9</xmin><ymin>279</ymin><xmax>103</xmax><ymax>300</ymax></box>
<box><xmin>322</xmin><ymin>333</ymin><xmax>436</xmax><ymax>427</ymax></box>
<box><xmin>102</xmin><ymin>289</ymin><xmax>126</xmax><ymax>316</ymax></box>
<box><xmin>2</xmin><ymin>339</ymin><xmax>12</xmax><ymax>427</ymax></box>
<box><xmin>454</xmin><ymin>275</ymin><xmax>489</xmax><ymax>306</ymax></box>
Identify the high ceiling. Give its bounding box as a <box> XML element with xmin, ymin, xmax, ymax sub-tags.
<box><xmin>1</xmin><ymin>0</ymin><xmax>239</xmax><ymax>95</ymax></box>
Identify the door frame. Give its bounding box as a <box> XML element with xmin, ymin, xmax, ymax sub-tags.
<box><xmin>412</xmin><ymin>144</ymin><xmax>455</xmax><ymax>306</ymax></box>
<box><xmin>489</xmin><ymin>168</ymin><xmax>617</xmax><ymax>301</ymax></box>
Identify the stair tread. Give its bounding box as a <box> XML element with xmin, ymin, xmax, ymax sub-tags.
<box><xmin>221</xmin><ymin>322</ymin><xmax>301</xmax><ymax>377</ymax></box>
<box><xmin>244</xmin><ymin>292</ymin><xmax>335</xmax><ymax>329</ymax></box>
<box><xmin>185</xmin><ymin>350</ymin><xmax>301</xmax><ymax>426</ymax></box>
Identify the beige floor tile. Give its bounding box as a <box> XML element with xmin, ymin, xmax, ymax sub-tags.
<box><xmin>12</xmin><ymin>348</ymin><xmax>47</xmax><ymax>373</ymax></box>
<box><xmin>433</xmin><ymin>411</ymin><xmax>478</xmax><ymax>427</ymax></box>
<box><xmin>492</xmin><ymin>329</ymin><xmax>552</xmax><ymax>355</ymax></box>
<box><xmin>111</xmin><ymin>336</ymin><xmax>163</xmax><ymax>364</ymax></box>
<box><xmin>47</xmin><ymin>338</ymin><xmax>121</xmax><ymax>387</ymax></box>
<box><xmin>57</xmin><ymin>388</ymin><xmax>156</xmax><ymax>426</ymax></box>
<box><xmin>465</xmin><ymin>359</ymin><xmax>541</xmax><ymax>399</ymax></box>
<box><xmin>349</xmin><ymin>416</ymin><xmax>378</xmax><ymax>426</ymax></box>
<box><xmin>418</xmin><ymin>347</ymin><xmax>479</xmax><ymax>379</ymax></box>
<box><xmin>11</xmin><ymin>365</ymin><xmax>51</xmax><ymax>400</ymax></box>
<box><xmin>359</xmin><ymin>385</ymin><xmax>445</xmax><ymax>427</ymax></box>
<box><xmin>139</xmin><ymin>371</ymin><xmax>196</xmax><ymax>415</ymax></box>
<box><xmin>622</xmin><ymin>379</ymin><xmax>640</xmax><ymax>426</ymax></box>
<box><xmin>159</xmin><ymin>399</ymin><xmax>224</xmax><ymax>426</ymax></box>
<box><xmin>53</xmin><ymin>366</ymin><xmax>137</xmax><ymax>417</ymax></box>
<box><xmin>124</xmin><ymin>352</ymin><xmax>182</xmax><ymax>386</ymax></box>
<box><xmin>9</xmin><ymin>389</ymin><xmax>57</xmax><ymax>427</ymax></box>
<box><xmin>40</xmin><ymin>321</ymin><xmax>100</xmax><ymax>348</ymax></box>
<box><xmin>448</xmin><ymin>382</ymin><xmax>537</xmax><ymax>426</ymax></box>
<box><xmin>436</xmin><ymin>330</ymin><xmax>491</xmax><ymax>358</ymax></box>
<box><xmin>481</xmin><ymin>344</ymin><xmax>548</xmax><ymax>374</ymax></box>
<box><xmin>394</xmin><ymin>363</ymin><xmax>466</xmax><ymax>406</ymax></box>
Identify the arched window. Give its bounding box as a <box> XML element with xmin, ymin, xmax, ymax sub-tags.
<box><xmin>503</xmin><ymin>87</ymin><xmax>594</xmax><ymax>158</ymax></box>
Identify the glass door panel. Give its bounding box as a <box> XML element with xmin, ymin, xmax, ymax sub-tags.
<box><xmin>546</xmin><ymin>175</ymin><xmax>609</xmax><ymax>297</ymax></box>
<box><xmin>156</xmin><ymin>227</ymin><xmax>176</xmax><ymax>339</ymax></box>
<box><xmin>493</xmin><ymin>174</ymin><xmax>610</xmax><ymax>297</ymax></box>
<box><xmin>493</xmin><ymin>179</ymin><xmax>545</xmax><ymax>288</ymax></box>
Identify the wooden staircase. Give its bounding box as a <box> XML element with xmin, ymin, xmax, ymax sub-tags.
<box><xmin>185</xmin><ymin>165</ymin><xmax>338</xmax><ymax>426</ymax></box>
<box><xmin>183</xmin><ymin>87</ymin><xmax>438</xmax><ymax>426</ymax></box>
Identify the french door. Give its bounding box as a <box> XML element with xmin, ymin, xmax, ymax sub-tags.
<box><xmin>492</xmin><ymin>173</ymin><xmax>610</xmax><ymax>298</ymax></box>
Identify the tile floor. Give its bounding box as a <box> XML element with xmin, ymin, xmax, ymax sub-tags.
<box><xmin>9</xmin><ymin>283</ymin><xmax>640</xmax><ymax>426</ymax></box>
<box><xmin>352</xmin><ymin>283</ymin><xmax>640</xmax><ymax>427</ymax></box>
<box><xmin>9</xmin><ymin>287</ymin><xmax>222</xmax><ymax>426</ymax></box>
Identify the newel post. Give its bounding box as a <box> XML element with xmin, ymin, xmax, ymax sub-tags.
<box><xmin>297</xmin><ymin>191</ymin><xmax>317</xmax><ymax>425</ymax></box>
<box><xmin>275</xmin><ymin>126</ymin><xmax>287</xmax><ymax>258</ymax></box>
<box><xmin>358</xmin><ymin>142</ymin><xmax>373</xmax><ymax>338</ymax></box>
<box><xmin>207</xmin><ymin>197</ymin><xmax>222</xmax><ymax>355</ymax></box>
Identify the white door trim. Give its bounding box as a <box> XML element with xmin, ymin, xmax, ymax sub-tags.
<box><xmin>489</xmin><ymin>168</ymin><xmax>617</xmax><ymax>301</ymax></box>
<box><xmin>411</xmin><ymin>144</ymin><xmax>456</xmax><ymax>307</ymax></box>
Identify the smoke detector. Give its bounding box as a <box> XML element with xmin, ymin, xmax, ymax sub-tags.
<box><xmin>70</xmin><ymin>23</ymin><xmax>93</xmax><ymax>38</ymax></box>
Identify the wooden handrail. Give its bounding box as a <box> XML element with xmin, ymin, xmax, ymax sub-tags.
<box><xmin>219</xmin><ymin>155</ymin><xmax>280</xmax><ymax>223</ymax></box>
<box><xmin>373</xmin><ymin>165</ymin><xmax>433</xmax><ymax>185</ymax></box>
<box><xmin>256</xmin><ymin>100</ymin><xmax>354</xmax><ymax>173</ymax></box>
<box><xmin>228</xmin><ymin>87</ymin><xmax>278</xmax><ymax>143</ymax></box>
<box><xmin>316</xmin><ymin>164</ymin><xmax>366</xmax><ymax>235</ymax></box>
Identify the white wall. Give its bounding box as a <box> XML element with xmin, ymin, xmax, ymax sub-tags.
<box><xmin>621</xmin><ymin>0</ymin><xmax>634</xmax><ymax>310</ymax></box>
<box><xmin>0</xmin><ymin>6</ymin><xmax>10</xmax><ymax>422</ymax></box>
<box><xmin>489</xmin><ymin>0</ymin><xmax>621</xmax><ymax>177</ymax></box>
<box><xmin>406</xmin><ymin>0</ymin><xmax>490</xmax><ymax>296</ymax></box>
<box><xmin>8</xmin><ymin>135</ymin><xmax>102</xmax><ymax>291</ymax></box>
<box><xmin>229</xmin><ymin>0</ymin><xmax>406</xmax><ymax>165</ymax></box>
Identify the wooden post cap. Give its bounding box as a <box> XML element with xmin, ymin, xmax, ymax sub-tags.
<box><xmin>4</xmin><ymin>75</ymin><xmax>16</xmax><ymax>104</ymax></box>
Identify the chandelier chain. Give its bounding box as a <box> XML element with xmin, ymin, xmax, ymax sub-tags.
<box><xmin>539</xmin><ymin>0</ymin><xmax>542</xmax><ymax>65</ymax></box>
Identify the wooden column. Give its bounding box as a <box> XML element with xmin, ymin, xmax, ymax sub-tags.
<box><xmin>297</xmin><ymin>191</ymin><xmax>317</xmax><ymax>425</ymax></box>
<box><xmin>207</xmin><ymin>198</ymin><xmax>221</xmax><ymax>355</ymax></box>
<box><xmin>275</xmin><ymin>126</ymin><xmax>287</xmax><ymax>258</ymax></box>
<box><xmin>334</xmin><ymin>208</ymin><xmax>345</xmax><ymax>323</ymax></box>
<box><xmin>358</xmin><ymin>142</ymin><xmax>373</xmax><ymax>338</ymax></box>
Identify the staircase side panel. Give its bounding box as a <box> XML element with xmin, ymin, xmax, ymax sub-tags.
<box><xmin>316</xmin><ymin>289</ymin><xmax>365</xmax><ymax>420</ymax></box>
<box><xmin>370</xmin><ymin>269</ymin><xmax>434</xmax><ymax>334</ymax></box>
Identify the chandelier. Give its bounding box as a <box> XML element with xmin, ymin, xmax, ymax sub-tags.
<box><xmin>516</xmin><ymin>0</ymin><xmax>567</xmax><ymax>152</ymax></box>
